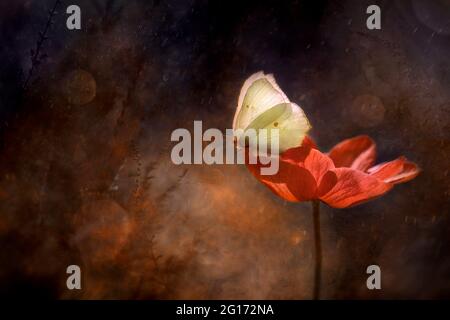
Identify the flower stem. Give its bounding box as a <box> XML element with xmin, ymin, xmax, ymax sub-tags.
<box><xmin>312</xmin><ymin>200</ymin><xmax>322</xmax><ymax>300</ymax></box>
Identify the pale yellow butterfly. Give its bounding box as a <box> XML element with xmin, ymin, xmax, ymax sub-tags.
<box><xmin>232</xmin><ymin>71</ymin><xmax>311</xmax><ymax>153</ymax></box>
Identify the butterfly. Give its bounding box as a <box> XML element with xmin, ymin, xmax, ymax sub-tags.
<box><xmin>232</xmin><ymin>71</ymin><xmax>311</xmax><ymax>153</ymax></box>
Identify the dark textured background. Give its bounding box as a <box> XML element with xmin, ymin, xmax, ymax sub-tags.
<box><xmin>0</xmin><ymin>0</ymin><xmax>449</xmax><ymax>299</ymax></box>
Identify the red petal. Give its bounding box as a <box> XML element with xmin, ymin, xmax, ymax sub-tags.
<box><xmin>301</xmin><ymin>135</ymin><xmax>317</xmax><ymax>149</ymax></box>
<box><xmin>368</xmin><ymin>157</ymin><xmax>405</xmax><ymax>180</ymax></box>
<box><xmin>368</xmin><ymin>157</ymin><xmax>420</xmax><ymax>184</ymax></box>
<box><xmin>247</xmin><ymin>146</ymin><xmax>333</xmax><ymax>202</ymax></box>
<box><xmin>319</xmin><ymin>168</ymin><xmax>393</xmax><ymax>208</ymax></box>
<box><xmin>247</xmin><ymin>158</ymin><xmax>317</xmax><ymax>202</ymax></box>
<box><xmin>317</xmin><ymin>170</ymin><xmax>337</xmax><ymax>197</ymax></box>
<box><xmin>281</xmin><ymin>146</ymin><xmax>335</xmax><ymax>186</ymax></box>
<box><xmin>328</xmin><ymin>135</ymin><xmax>376</xmax><ymax>171</ymax></box>
<box><xmin>262</xmin><ymin>164</ymin><xmax>317</xmax><ymax>201</ymax></box>
<box><xmin>383</xmin><ymin>161</ymin><xmax>420</xmax><ymax>184</ymax></box>
<box><xmin>256</xmin><ymin>180</ymin><xmax>299</xmax><ymax>202</ymax></box>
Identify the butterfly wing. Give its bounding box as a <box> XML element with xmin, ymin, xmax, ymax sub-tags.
<box><xmin>233</xmin><ymin>72</ymin><xmax>311</xmax><ymax>152</ymax></box>
<box><xmin>245</xmin><ymin>102</ymin><xmax>311</xmax><ymax>152</ymax></box>
<box><xmin>232</xmin><ymin>72</ymin><xmax>289</xmax><ymax>131</ymax></box>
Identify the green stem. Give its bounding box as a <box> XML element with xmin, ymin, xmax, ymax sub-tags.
<box><xmin>312</xmin><ymin>200</ymin><xmax>322</xmax><ymax>300</ymax></box>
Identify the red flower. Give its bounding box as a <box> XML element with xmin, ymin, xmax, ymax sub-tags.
<box><xmin>247</xmin><ymin>135</ymin><xmax>420</xmax><ymax>208</ymax></box>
